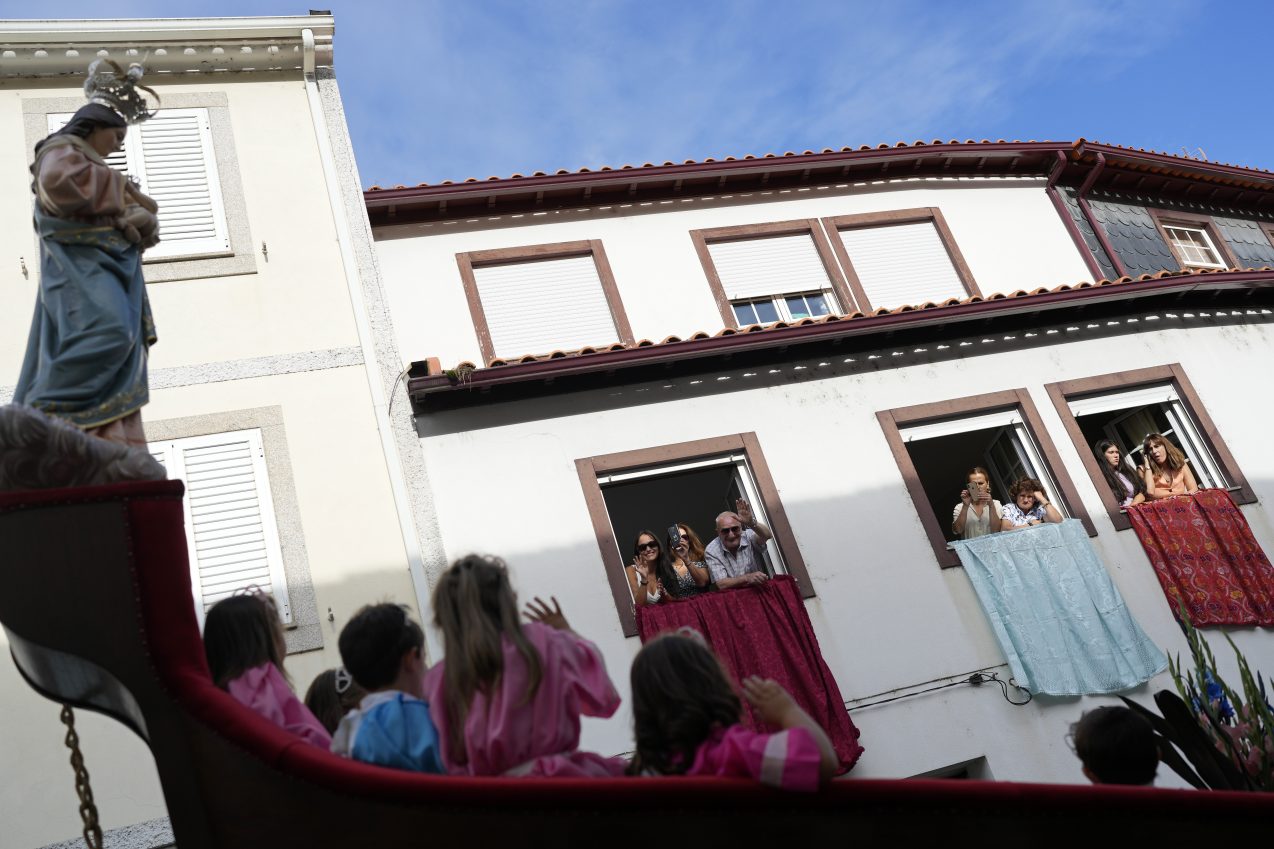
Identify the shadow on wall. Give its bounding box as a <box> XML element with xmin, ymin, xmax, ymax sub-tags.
<box><xmin>415</xmin><ymin>308</ymin><xmax>1274</xmax><ymax>437</ymax></box>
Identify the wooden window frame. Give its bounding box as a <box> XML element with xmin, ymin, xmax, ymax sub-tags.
<box><xmin>877</xmin><ymin>389</ymin><xmax>1096</xmax><ymax>569</ymax></box>
<box><xmin>456</xmin><ymin>239</ymin><xmax>635</xmax><ymax>366</ymax></box>
<box><xmin>689</xmin><ymin>219</ymin><xmax>854</xmax><ymax>329</ymax></box>
<box><xmin>575</xmin><ymin>433</ymin><xmax>814</xmax><ymax>637</ymax></box>
<box><xmin>1044</xmin><ymin>364</ymin><xmax>1257</xmax><ymax>531</ymax></box>
<box><xmin>1261</xmin><ymin>222</ymin><xmax>1274</xmax><ymax>251</ymax></box>
<box><xmin>1146</xmin><ymin>208</ymin><xmax>1240</xmax><ymax>271</ymax></box>
<box><xmin>822</xmin><ymin>207</ymin><xmax>982</xmax><ymax>313</ymax></box>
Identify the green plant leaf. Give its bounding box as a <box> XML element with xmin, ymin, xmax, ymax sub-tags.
<box><xmin>1154</xmin><ymin>690</ymin><xmax>1250</xmax><ymax>791</ymax></box>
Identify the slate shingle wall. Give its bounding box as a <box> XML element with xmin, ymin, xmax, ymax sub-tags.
<box><xmin>1071</xmin><ymin>191</ymin><xmax>1274</xmax><ymax>277</ymax></box>
<box><xmin>1214</xmin><ymin>216</ymin><xmax>1274</xmax><ymax>268</ymax></box>
<box><xmin>1058</xmin><ymin>187</ymin><xmax>1118</xmax><ymax>280</ymax></box>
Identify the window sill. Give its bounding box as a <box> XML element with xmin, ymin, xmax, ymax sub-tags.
<box><xmin>142</xmin><ymin>251</ymin><xmax>257</xmax><ymax>284</ymax></box>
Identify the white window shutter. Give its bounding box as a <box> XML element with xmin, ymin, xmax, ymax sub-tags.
<box><xmin>474</xmin><ymin>254</ymin><xmax>620</xmax><ymax>358</ymax></box>
<box><xmin>134</xmin><ymin>108</ymin><xmax>230</xmax><ymax>260</ymax></box>
<box><xmin>707</xmin><ymin>234</ymin><xmax>833</xmax><ymax>300</ymax></box>
<box><xmin>149</xmin><ymin>429</ymin><xmax>292</xmax><ymax>627</ymax></box>
<box><xmin>838</xmin><ymin>221</ymin><xmax>967</xmax><ymax>309</ymax></box>
<box><xmin>45</xmin><ymin>108</ymin><xmax>230</xmax><ymax>261</ymax></box>
<box><xmin>1067</xmin><ymin>384</ymin><xmax>1179</xmax><ymax>417</ymax></box>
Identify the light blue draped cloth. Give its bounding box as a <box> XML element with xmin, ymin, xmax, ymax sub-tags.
<box><xmin>13</xmin><ymin>205</ymin><xmax>156</xmax><ymax>428</ymax></box>
<box><xmin>953</xmin><ymin>520</ymin><xmax>1166</xmax><ymax>695</ymax></box>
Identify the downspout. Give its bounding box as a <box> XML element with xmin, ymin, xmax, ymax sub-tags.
<box><xmin>300</xmin><ymin>29</ymin><xmax>437</xmax><ymax>655</ymax></box>
<box><xmin>1074</xmin><ymin>151</ymin><xmax>1127</xmax><ymax>278</ymax></box>
<box><xmin>1044</xmin><ymin>151</ymin><xmax>1104</xmax><ymax>282</ymax></box>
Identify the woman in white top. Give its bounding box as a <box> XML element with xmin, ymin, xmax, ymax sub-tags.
<box><xmin>952</xmin><ymin>467</ymin><xmax>1002</xmax><ymax>540</ymax></box>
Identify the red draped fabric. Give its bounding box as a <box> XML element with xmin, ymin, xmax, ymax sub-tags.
<box><xmin>1127</xmin><ymin>489</ymin><xmax>1274</xmax><ymax>627</ymax></box>
<box><xmin>635</xmin><ymin>575</ymin><xmax>864</xmax><ymax>772</ymax></box>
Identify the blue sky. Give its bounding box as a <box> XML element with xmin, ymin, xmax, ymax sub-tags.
<box><xmin>5</xmin><ymin>1</ymin><xmax>1272</xmax><ymax>188</ymax></box>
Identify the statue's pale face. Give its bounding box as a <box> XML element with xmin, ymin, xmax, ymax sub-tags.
<box><xmin>86</xmin><ymin>125</ymin><xmax>126</xmax><ymax>158</ymax></box>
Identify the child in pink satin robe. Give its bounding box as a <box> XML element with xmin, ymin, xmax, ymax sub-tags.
<box><xmin>629</xmin><ymin>630</ymin><xmax>837</xmax><ymax>791</ymax></box>
<box><xmin>424</xmin><ymin>555</ymin><xmax>625</xmax><ymax>777</ymax></box>
<box><xmin>204</xmin><ymin>593</ymin><xmax>331</xmax><ymax>748</ymax></box>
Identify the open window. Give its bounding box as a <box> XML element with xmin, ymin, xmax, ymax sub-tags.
<box><xmin>1046</xmin><ymin>364</ymin><xmax>1257</xmax><ymax>530</ymax></box>
<box><xmin>576</xmin><ymin>434</ymin><xmax>813</xmax><ymax>636</ymax></box>
<box><xmin>878</xmin><ymin>389</ymin><xmax>1095</xmax><ymax>567</ymax></box>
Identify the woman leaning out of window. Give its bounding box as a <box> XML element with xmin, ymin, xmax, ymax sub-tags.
<box><xmin>1093</xmin><ymin>439</ymin><xmax>1146</xmax><ymax>508</ymax></box>
<box><xmin>1141</xmin><ymin>433</ymin><xmax>1198</xmax><ymax>500</ymax></box>
<box><xmin>628</xmin><ymin>530</ymin><xmax>669</xmax><ymax>606</ymax></box>
<box><xmin>952</xmin><ymin>466</ymin><xmax>1002</xmax><ymax>539</ymax></box>
<box><xmin>1000</xmin><ymin>477</ymin><xmax>1064</xmax><ymax>530</ymax></box>
<box><xmin>666</xmin><ymin>523</ymin><xmax>712</xmax><ymax>598</ymax></box>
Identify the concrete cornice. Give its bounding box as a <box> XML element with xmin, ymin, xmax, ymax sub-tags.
<box><xmin>0</xmin><ymin>15</ymin><xmax>334</xmax><ymax>78</ymax></box>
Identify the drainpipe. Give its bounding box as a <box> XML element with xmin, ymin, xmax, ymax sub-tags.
<box><xmin>300</xmin><ymin>29</ymin><xmax>437</xmax><ymax>656</ymax></box>
<box><xmin>1044</xmin><ymin>151</ymin><xmax>1104</xmax><ymax>282</ymax></box>
<box><xmin>1074</xmin><ymin>152</ymin><xmax>1127</xmax><ymax>279</ymax></box>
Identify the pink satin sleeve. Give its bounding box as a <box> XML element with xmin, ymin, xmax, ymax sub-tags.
<box><xmin>36</xmin><ymin>144</ymin><xmax>128</xmax><ymax>218</ymax></box>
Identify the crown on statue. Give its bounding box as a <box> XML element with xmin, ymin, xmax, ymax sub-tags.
<box><xmin>84</xmin><ymin>59</ymin><xmax>158</xmax><ymax>124</ymax></box>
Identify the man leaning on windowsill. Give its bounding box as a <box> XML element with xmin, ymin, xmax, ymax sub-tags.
<box><xmin>703</xmin><ymin>499</ymin><xmax>773</xmax><ymax>590</ymax></box>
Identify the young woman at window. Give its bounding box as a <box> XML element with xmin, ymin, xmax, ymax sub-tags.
<box><xmin>666</xmin><ymin>523</ymin><xmax>712</xmax><ymax>597</ymax></box>
<box><xmin>1093</xmin><ymin>439</ymin><xmax>1146</xmax><ymax>508</ymax></box>
<box><xmin>627</xmin><ymin>530</ymin><xmax>669</xmax><ymax>606</ymax></box>
<box><xmin>952</xmin><ymin>466</ymin><xmax>1002</xmax><ymax>539</ymax></box>
<box><xmin>1141</xmin><ymin>433</ymin><xmax>1198</xmax><ymax>500</ymax></box>
<box><xmin>1000</xmin><ymin>477</ymin><xmax>1064</xmax><ymax>530</ymax></box>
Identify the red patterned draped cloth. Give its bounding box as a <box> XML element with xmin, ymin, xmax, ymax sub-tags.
<box><xmin>1127</xmin><ymin>489</ymin><xmax>1274</xmax><ymax>626</ymax></box>
<box><xmin>635</xmin><ymin>575</ymin><xmax>864</xmax><ymax>772</ymax></box>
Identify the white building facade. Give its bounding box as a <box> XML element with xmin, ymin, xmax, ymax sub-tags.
<box><xmin>0</xmin><ymin>17</ymin><xmax>429</xmax><ymax>849</ymax></box>
<box><xmin>368</xmin><ymin>143</ymin><xmax>1274</xmax><ymax>784</ymax></box>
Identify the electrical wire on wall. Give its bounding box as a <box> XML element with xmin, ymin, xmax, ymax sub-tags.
<box><xmin>845</xmin><ymin>669</ymin><xmax>1032</xmax><ymax>713</ymax></box>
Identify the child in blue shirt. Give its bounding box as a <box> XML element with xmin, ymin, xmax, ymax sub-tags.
<box><xmin>330</xmin><ymin>603</ymin><xmax>443</xmax><ymax>773</ymax></box>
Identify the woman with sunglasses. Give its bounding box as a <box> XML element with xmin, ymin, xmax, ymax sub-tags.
<box><xmin>666</xmin><ymin>523</ymin><xmax>712</xmax><ymax>598</ymax></box>
<box><xmin>627</xmin><ymin>530</ymin><xmax>670</xmax><ymax>606</ymax></box>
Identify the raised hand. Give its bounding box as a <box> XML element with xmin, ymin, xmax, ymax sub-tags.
<box><xmin>523</xmin><ymin>595</ymin><xmax>570</xmax><ymax>631</ymax></box>
<box><xmin>960</xmin><ymin>488</ymin><xmax>972</xmax><ymax>505</ymax></box>
<box><xmin>742</xmin><ymin>676</ymin><xmax>798</xmax><ymax>726</ymax></box>
<box><xmin>735</xmin><ymin>498</ymin><xmax>754</xmax><ymax>526</ymax></box>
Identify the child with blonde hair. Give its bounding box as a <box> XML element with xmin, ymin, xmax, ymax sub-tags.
<box><xmin>424</xmin><ymin>554</ymin><xmax>625</xmax><ymax>776</ymax></box>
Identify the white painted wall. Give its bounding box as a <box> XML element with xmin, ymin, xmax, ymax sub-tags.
<box><xmin>374</xmin><ymin>178</ymin><xmax>1094</xmax><ymax>369</ymax></box>
<box><xmin>0</xmin><ymin>72</ymin><xmax>413</xmax><ymax>848</ymax></box>
<box><xmin>409</xmin><ymin>315</ymin><xmax>1274</xmax><ymax>785</ymax></box>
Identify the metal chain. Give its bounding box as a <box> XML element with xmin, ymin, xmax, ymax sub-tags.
<box><xmin>59</xmin><ymin>705</ymin><xmax>104</xmax><ymax>849</ymax></box>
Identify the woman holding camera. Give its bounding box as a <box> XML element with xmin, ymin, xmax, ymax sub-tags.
<box><xmin>952</xmin><ymin>467</ymin><xmax>1002</xmax><ymax>540</ymax></box>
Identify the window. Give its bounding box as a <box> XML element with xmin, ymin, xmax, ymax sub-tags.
<box><xmin>732</xmin><ymin>289</ymin><xmax>838</xmax><ymax>326</ymax></box>
<box><xmin>1045</xmin><ymin>365</ymin><xmax>1257</xmax><ymax>530</ymax></box>
<box><xmin>877</xmin><ymin>389</ymin><xmax>1095</xmax><ymax>567</ymax></box>
<box><xmin>48</xmin><ymin>108</ymin><xmax>231</xmax><ymax>261</ymax></box>
<box><xmin>1146</xmin><ymin>209</ymin><xmax>1238</xmax><ymax>272</ymax></box>
<box><xmin>456</xmin><ymin>240</ymin><xmax>635</xmax><ymax>365</ymax></box>
<box><xmin>575</xmin><ymin>434</ymin><xmax>814</xmax><ymax>636</ymax></box>
<box><xmin>691</xmin><ymin>220</ymin><xmax>855</xmax><ymax>329</ymax></box>
<box><xmin>150</xmin><ymin>428</ymin><xmax>291</xmax><ymax>628</ymax></box>
<box><xmin>823</xmin><ymin>208</ymin><xmax>980</xmax><ymax>312</ymax></box>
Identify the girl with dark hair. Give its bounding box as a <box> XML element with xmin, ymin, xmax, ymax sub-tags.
<box><xmin>1000</xmin><ymin>477</ymin><xmax>1064</xmax><ymax>530</ymax></box>
<box><xmin>14</xmin><ymin>61</ymin><xmax>160</xmax><ymax>447</ymax></box>
<box><xmin>629</xmin><ymin>631</ymin><xmax>837</xmax><ymax>790</ymax></box>
<box><xmin>1093</xmin><ymin>440</ymin><xmax>1146</xmax><ymax>508</ymax></box>
<box><xmin>952</xmin><ymin>466</ymin><xmax>1002</xmax><ymax>539</ymax></box>
<box><xmin>424</xmin><ymin>554</ymin><xmax>626</xmax><ymax>776</ymax></box>
<box><xmin>203</xmin><ymin>593</ymin><xmax>330</xmax><ymax>747</ymax></box>
<box><xmin>626</xmin><ymin>530</ymin><xmax>671</xmax><ymax>606</ymax></box>
<box><xmin>1142</xmin><ymin>433</ymin><xmax>1198</xmax><ymax>500</ymax></box>
<box><xmin>304</xmin><ymin>669</ymin><xmax>368</xmax><ymax>737</ymax></box>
